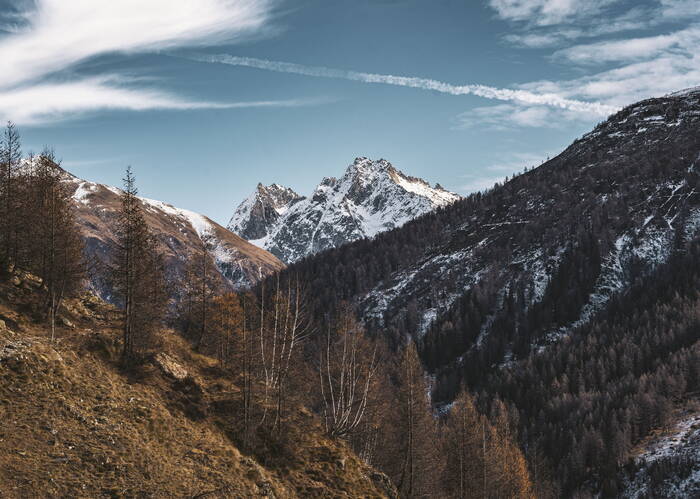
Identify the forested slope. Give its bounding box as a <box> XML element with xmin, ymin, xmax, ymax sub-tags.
<box><xmin>271</xmin><ymin>88</ymin><xmax>700</xmax><ymax>496</ymax></box>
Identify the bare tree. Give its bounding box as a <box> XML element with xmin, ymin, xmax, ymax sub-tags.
<box><xmin>255</xmin><ymin>274</ymin><xmax>312</xmax><ymax>429</ymax></box>
<box><xmin>0</xmin><ymin>121</ymin><xmax>21</xmax><ymax>275</ymax></box>
<box><xmin>181</xmin><ymin>239</ymin><xmax>217</xmax><ymax>350</ymax></box>
<box><xmin>318</xmin><ymin>306</ymin><xmax>377</xmax><ymax>439</ymax></box>
<box><xmin>28</xmin><ymin>150</ymin><xmax>85</xmax><ymax>340</ymax></box>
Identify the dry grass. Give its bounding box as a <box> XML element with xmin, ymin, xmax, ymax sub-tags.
<box><xmin>0</xmin><ymin>277</ymin><xmax>391</xmax><ymax>498</ymax></box>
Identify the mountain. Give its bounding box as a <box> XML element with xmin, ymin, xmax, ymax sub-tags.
<box><xmin>65</xmin><ymin>170</ymin><xmax>284</xmax><ymax>302</ymax></box>
<box><xmin>228</xmin><ymin>157</ymin><xmax>460</xmax><ymax>263</ymax></box>
<box><xmin>268</xmin><ymin>88</ymin><xmax>700</xmax><ymax>495</ymax></box>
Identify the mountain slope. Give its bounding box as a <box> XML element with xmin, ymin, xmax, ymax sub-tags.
<box><xmin>268</xmin><ymin>88</ymin><xmax>700</xmax><ymax>495</ymax></box>
<box><xmin>0</xmin><ymin>278</ymin><xmax>393</xmax><ymax>498</ymax></box>
<box><xmin>228</xmin><ymin>157</ymin><xmax>460</xmax><ymax>263</ymax></box>
<box><xmin>66</xmin><ymin>171</ymin><xmax>284</xmax><ymax>302</ymax></box>
<box><xmin>281</xmin><ymin>88</ymin><xmax>700</xmax><ymax>360</ymax></box>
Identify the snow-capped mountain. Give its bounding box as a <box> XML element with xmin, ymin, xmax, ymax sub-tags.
<box><xmin>229</xmin><ymin>183</ymin><xmax>304</xmax><ymax>241</ymax></box>
<box><xmin>228</xmin><ymin>157</ymin><xmax>461</xmax><ymax>263</ymax></box>
<box><xmin>65</xmin><ymin>170</ymin><xmax>284</xmax><ymax>302</ymax></box>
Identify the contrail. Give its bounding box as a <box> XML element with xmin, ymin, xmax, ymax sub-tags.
<box><xmin>185</xmin><ymin>53</ymin><xmax>618</xmax><ymax>116</ymax></box>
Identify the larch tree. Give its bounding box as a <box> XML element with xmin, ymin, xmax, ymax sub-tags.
<box><xmin>394</xmin><ymin>342</ymin><xmax>442</xmax><ymax>499</ymax></box>
<box><xmin>182</xmin><ymin>239</ymin><xmax>217</xmax><ymax>350</ymax></box>
<box><xmin>0</xmin><ymin>121</ymin><xmax>21</xmax><ymax>276</ymax></box>
<box><xmin>211</xmin><ymin>292</ymin><xmax>243</xmax><ymax>368</ymax></box>
<box><xmin>28</xmin><ymin>150</ymin><xmax>85</xmax><ymax>340</ymax></box>
<box><xmin>113</xmin><ymin>166</ymin><xmax>166</xmax><ymax>361</ymax></box>
<box><xmin>318</xmin><ymin>304</ymin><xmax>378</xmax><ymax>439</ymax></box>
<box><xmin>256</xmin><ymin>274</ymin><xmax>312</xmax><ymax>430</ymax></box>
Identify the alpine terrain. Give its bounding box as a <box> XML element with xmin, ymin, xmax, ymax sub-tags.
<box><xmin>268</xmin><ymin>87</ymin><xmax>700</xmax><ymax>496</ymax></box>
<box><xmin>228</xmin><ymin>157</ymin><xmax>460</xmax><ymax>263</ymax></box>
<box><xmin>66</xmin><ymin>169</ymin><xmax>284</xmax><ymax>302</ymax></box>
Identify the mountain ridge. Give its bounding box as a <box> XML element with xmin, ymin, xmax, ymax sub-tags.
<box><xmin>228</xmin><ymin>157</ymin><xmax>460</xmax><ymax>263</ymax></box>
<box><xmin>64</xmin><ymin>169</ymin><xmax>284</xmax><ymax>302</ymax></box>
<box><xmin>265</xmin><ymin>87</ymin><xmax>700</xmax><ymax>495</ymax></box>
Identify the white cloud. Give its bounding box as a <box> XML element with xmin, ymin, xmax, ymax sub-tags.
<box><xmin>454</xmin><ymin>103</ymin><xmax>592</xmax><ymax>130</ymax></box>
<box><xmin>660</xmin><ymin>0</ymin><xmax>700</xmax><ymax>17</ymax></box>
<box><xmin>488</xmin><ymin>0</ymin><xmax>621</xmax><ymax>26</ymax></box>
<box><xmin>0</xmin><ymin>0</ymin><xmax>272</xmax><ymax>89</ymax></box>
<box><xmin>189</xmin><ymin>53</ymin><xmax>616</xmax><ymax>115</ymax></box>
<box><xmin>483</xmin><ymin>1</ymin><xmax>700</xmax><ymax>129</ymax></box>
<box><xmin>0</xmin><ymin>77</ymin><xmax>320</xmax><ymax>125</ymax></box>
<box><xmin>459</xmin><ymin>152</ymin><xmax>548</xmax><ymax>193</ymax></box>
<box><xmin>0</xmin><ymin>0</ymin><xmax>307</xmax><ymax>124</ymax></box>
<box><xmin>503</xmin><ymin>11</ymin><xmax>653</xmax><ymax>48</ymax></box>
<box><xmin>554</xmin><ymin>27</ymin><xmax>700</xmax><ymax>64</ymax></box>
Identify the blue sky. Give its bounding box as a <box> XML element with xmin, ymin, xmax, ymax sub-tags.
<box><xmin>1</xmin><ymin>0</ymin><xmax>698</xmax><ymax>224</ymax></box>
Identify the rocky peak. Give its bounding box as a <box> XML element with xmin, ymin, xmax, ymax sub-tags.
<box><xmin>228</xmin><ymin>157</ymin><xmax>461</xmax><ymax>263</ymax></box>
<box><xmin>228</xmin><ymin>182</ymin><xmax>303</xmax><ymax>241</ymax></box>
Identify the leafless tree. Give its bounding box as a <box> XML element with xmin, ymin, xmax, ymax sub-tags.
<box><xmin>256</xmin><ymin>274</ymin><xmax>312</xmax><ymax>429</ymax></box>
<box><xmin>318</xmin><ymin>306</ymin><xmax>377</xmax><ymax>439</ymax></box>
<box><xmin>28</xmin><ymin>150</ymin><xmax>85</xmax><ymax>340</ymax></box>
<box><xmin>0</xmin><ymin>121</ymin><xmax>21</xmax><ymax>275</ymax></box>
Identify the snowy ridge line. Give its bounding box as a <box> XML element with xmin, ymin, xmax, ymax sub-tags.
<box><xmin>228</xmin><ymin>157</ymin><xmax>461</xmax><ymax>263</ymax></box>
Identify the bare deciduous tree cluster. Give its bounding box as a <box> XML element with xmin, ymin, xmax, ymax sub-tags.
<box><xmin>0</xmin><ymin>123</ymin><xmax>85</xmax><ymax>338</ymax></box>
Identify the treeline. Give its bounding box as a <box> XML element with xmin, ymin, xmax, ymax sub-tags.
<box><xmin>0</xmin><ymin>122</ymin><xmax>167</xmax><ymax>362</ymax></box>
<box><xmin>173</xmin><ymin>246</ymin><xmax>537</xmax><ymax>497</ymax></box>
<box><xmin>0</xmin><ymin>122</ymin><xmax>85</xmax><ymax>338</ymax></box>
<box><xmin>256</xmin><ymin>94</ymin><xmax>700</xmax><ymax>495</ymax></box>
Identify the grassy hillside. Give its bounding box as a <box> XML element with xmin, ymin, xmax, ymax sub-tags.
<box><xmin>0</xmin><ymin>274</ymin><xmax>393</xmax><ymax>498</ymax></box>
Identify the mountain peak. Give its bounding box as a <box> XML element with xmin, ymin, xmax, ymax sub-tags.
<box><xmin>228</xmin><ymin>157</ymin><xmax>461</xmax><ymax>263</ymax></box>
<box><xmin>228</xmin><ymin>182</ymin><xmax>303</xmax><ymax>241</ymax></box>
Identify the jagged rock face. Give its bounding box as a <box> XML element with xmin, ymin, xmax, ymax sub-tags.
<box><xmin>65</xmin><ymin>171</ymin><xmax>284</xmax><ymax>303</ymax></box>
<box><xmin>228</xmin><ymin>157</ymin><xmax>460</xmax><ymax>263</ymax></box>
<box><xmin>229</xmin><ymin>183</ymin><xmax>303</xmax><ymax>240</ymax></box>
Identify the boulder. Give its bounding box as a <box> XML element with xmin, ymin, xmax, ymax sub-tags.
<box><xmin>154</xmin><ymin>352</ymin><xmax>189</xmax><ymax>381</ymax></box>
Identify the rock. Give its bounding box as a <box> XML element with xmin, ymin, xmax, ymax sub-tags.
<box><xmin>58</xmin><ymin>316</ymin><xmax>75</xmax><ymax>329</ymax></box>
<box><xmin>11</xmin><ymin>276</ymin><xmax>21</xmax><ymax>286</ymax></box>
<box><xmin>153</xmin><ymin>353</ymin><xmax>188</xmax><ymax>381</ymax></box>
<box><xmin>370</xmin><ymin>472</ymin><xmax>399</xmax><ymax>499</ymax></box>
<box><xmin>257</xmin><ymin>481</ymin><xmax>274</xmax><ymax>497</ymax></box>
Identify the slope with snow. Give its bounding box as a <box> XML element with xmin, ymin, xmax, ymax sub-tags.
<box><xmin>622</xmin><ymin>408</ymin><xmax>700</xmax><ymax>498</ymax></box>
<box><xmin>228</xmin><ymin>157</ymin><xmax>460</xmax><ymax>263</ymax></box>
<box><xmin>63</xmin><ymin>172</ymin><xmax>284</xmax><ymax>302</ymax></box>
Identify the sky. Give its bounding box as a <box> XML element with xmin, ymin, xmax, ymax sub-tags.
<box><xmin>0</xmin><ymin>0</ymin><xmax>698</xmax><ymax>225</ymax></box>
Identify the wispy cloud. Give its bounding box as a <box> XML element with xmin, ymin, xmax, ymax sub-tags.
<box><xmin>553</xmin><ymin>27</ymin><xmax>700</xmax><ymax>65</ymax></box>
<box><xmin>479</xmin><ymin>1</ymin><xmax>700</xmax><ymax>129</ymax></box>
<box><xmin>459</xmin><ymin>152</ymin><xmax>549</xmax><ymax>193</ymax></box>
<box><xmin>0</xmin><ymin>0</ymin><xmax>316</xmax><ymax>124</ymax></box>
<box><xmin>185</xmin><ymin>53</ymin><xmax>617</xmax><ymax>115</ymax></box>
<box><xmin>488</xmin><ymin>0</ymin><xmax>624</xmax><ymax>26</ymax></box>
<box><xmin>454</xmin><ymin>104</ymin><xmax>589</xmax><ymax>130</ymax></box>
<box><xmin>0</xmin><ymin>77</ymin><xmax>322</xmax><ymax>125</ymax></box>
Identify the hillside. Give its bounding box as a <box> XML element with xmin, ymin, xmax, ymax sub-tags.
<box><xmin>270</xmin><ymin>88</ymin><xmax>700</xmax><ymax>495</ymax></box>
<box><xmin>65</xmin><ymin>170</ymin><xmax>284</xmax><ymax>302</ymax></box>
<box><xmin>0</xmin><ymin>276</ymin><xmax>394</xmax><ymax>498</ymax></box>
<box><xmin>228</xmin><ymin>157</ymin><xmax>460</xmax><ymax>263</ymax></box>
